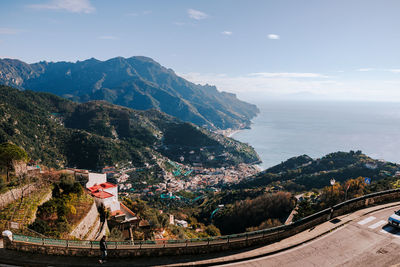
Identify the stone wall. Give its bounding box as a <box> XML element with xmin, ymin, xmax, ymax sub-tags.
<box><xmin>0</xmin><ymin>184</ymin><xmax>36</xmax><ymax>210</ymax></box>
<box><xmin>69</xmin><ymin>202</ymin><xmax>99</xmax><ymax>240</ymax></box>
<box><xmin>4</xmin><ymin>188</ymin><xmax>400</xmax><ymax>257</ymax></box>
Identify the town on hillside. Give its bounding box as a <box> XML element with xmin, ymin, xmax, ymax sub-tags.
<box><xmin>62</xmin><ymin>159</ymin><xmax>260</xmax><ymax>240</ymax></box>
<box><xmin>0</xmin><ymin>143</ymin><xmax>260</xmax><ymax>243</ymax></box>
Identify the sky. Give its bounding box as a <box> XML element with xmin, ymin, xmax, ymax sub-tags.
<box><xmin>1</xmin><ymin>0</ymin><xmax>400</xmax><ymax>102</ymax></box>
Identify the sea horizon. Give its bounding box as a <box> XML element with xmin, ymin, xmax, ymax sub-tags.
<box><xmin>232</xmin><ymin>100</ymin><xmax>400</xmax><ymax>170</ymax></box>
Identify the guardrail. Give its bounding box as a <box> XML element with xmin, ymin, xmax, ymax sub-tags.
<box><xmin>4</xmin><ymin>188</ymin><xmax>400</xmax><ymax>257</ymax></box>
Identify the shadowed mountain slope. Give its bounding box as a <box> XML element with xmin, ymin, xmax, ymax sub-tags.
<box><xmin>0</xmin><ymin>57</ymin><xmax>259</xmax><ymax>130</ymax></box>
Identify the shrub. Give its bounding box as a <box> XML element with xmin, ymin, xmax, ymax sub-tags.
<box><xmin>66</xmin><ymin>203</ymin><xmax>77</xmax><ymax>215</ymax></box>
<box><xmin>56</xmin><ymin>220</ymin><xmax>69</xmax><ymax>233</ymax></box>
<box><xmin>169</xmin><ymin>225</ymin><xmax>186</xmax><ymax>239</ymax></box>
<box><xmin>59</xmin><ymin>173</ymin><xmax>75</xmax><ymax>193</ymax></box>
<box><xmin>56</xmin><ymin>202</ymin><xmax>68</xmax><ymax>219</ymax></box>
<box><xmin>37</xmin><ymin>200</ymin><xmax>58</xmax><ymax>220</ymax></box>
<box><xmin>0</xmin><ymin>176</ymin><xmax>5</xmax><ymax>191</ymax></box>
<box><xmin>72</xmin><ymin>182</ymin><xmax>83</xmax><ymax>196</ymax></box>
<box><xmin>213</xmin><ymin>191</ymin><xmax>295</xmax><ymax>234</ymax></box>
<box><xmin>132</xmin><ymin>230</ymin><xmax>145</xmax><ymax>240</ymax></box>
<box><xmin>205</xmin><ymin>224</ymin><xmax>221</xmax><ymax>237</ymax></box>
<box><xmin>29</xmin><ymin>219</ymin><xmax>49</xmax><ymax>234</ymax></box>
<box><xmin>109</xmin><ymin>228</ymin><xmax>124</xmax><ymax>241</ymax></box>
<box><xmin>52</xmin><ymin>184</ymin><xmax>61</xmax><ymax>198</ymax></box>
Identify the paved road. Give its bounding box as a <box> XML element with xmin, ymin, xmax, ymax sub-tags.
<box><xmin>220</xmin><ymin>206</ymin><xmax>400</xmax><ymax>267</ymax></box>
<box><xmin>2</xmin><ymin>203</ymin><xmax>400</xmax><ymax>266</ymax></box>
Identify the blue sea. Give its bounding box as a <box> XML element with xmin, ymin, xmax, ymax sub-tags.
<box><xmin>232</xmin><ymin>101</ymin><xmax>400</xmax><ymax>170</ymax></box>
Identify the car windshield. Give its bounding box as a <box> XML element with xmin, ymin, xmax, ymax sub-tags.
<box><xmin>395</xmin><ymin>210</ymin><xmax>400</xmax><ymax>216</ymax></box>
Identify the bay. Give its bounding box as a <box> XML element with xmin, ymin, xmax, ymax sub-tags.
<box><xmin>232</xmin><ymin>101</ymin><xmax>400</xmax><ymax>170</ymax></box>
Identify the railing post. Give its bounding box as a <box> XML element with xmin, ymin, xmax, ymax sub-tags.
<box><xmin>207</xmin><ymin>238</ymin><xmax>210</xmax><ymax>246</ymax></box>
<box><xmin>66</xmin><ymin>240</ymin><xmax>69</xmax><ymax>248</ymax></box>
<box><xmin>139</xmin><ymin>241</ymin><xmax>142</xmax><ymax>249</ymax></box>
<box><xmin>186</xmin><ymin>239</ymin><xmax>188</xmax><ymax>247</ymax></box>
<box><xmin>42</xmin><ymin>238</ymin><xmax>45</xmax><ymax>246</ymax></box>
<box><xmin>246</xmin><ymin>233</ymin><xmax>248</xmax><ymax>241</ymax></box>
<box><xmin>163</xmin><ymin>240</ymin><xmax>166</xmax><ymax>248</ymax></box>
<box><xmin>227</xmin><ymin>236</ymin><xmax>230</xmax><ymax>244</ymax></box>
<box><xmin>90</xmin><ymin>241</ymin><xmax>93</xmax><ymax>249</ymax></box>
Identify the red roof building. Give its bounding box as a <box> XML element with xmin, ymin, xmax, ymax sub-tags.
<box><xmin>88</xmin><ymin>182</ymin><xmax>120</xmax><ymax>211</ymax></box>
<box><xmin>88</xmin><ymin>182</ymin><xmax>117</xmax><ymax>193</ymax></box>
<box><xmin>91</xmin><ymin>190</ymin><xmax>114</xmax><ymax>199</ymax></box>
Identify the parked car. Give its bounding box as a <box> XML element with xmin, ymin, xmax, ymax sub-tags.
<box><xmin>388</xmin><ymin>210</ymin><xmax>400</xmax><ymax>227</ymax></box>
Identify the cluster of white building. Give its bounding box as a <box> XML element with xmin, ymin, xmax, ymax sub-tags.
<box><xmin>155</xmin><ymin>163</ymin><xmax>260</xmax><ymax>193</ymax></box>
<box><xmin>73</xmin><ymin>159</ymin><xmax>260</xmax><ymax>201</ymax></box>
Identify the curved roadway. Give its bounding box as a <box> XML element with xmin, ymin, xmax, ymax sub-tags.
<box><xmin>1</xmin><ymin>203</ymin><xmax>400</xmax><ymax>266</ymax></box>
<box><xmin>220</xmin><ymin>205</ymin><xmax>400</xmax><ymax>267</ymax></box>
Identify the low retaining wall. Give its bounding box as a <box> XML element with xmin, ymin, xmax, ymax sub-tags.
<box><xmin>0</xmin><ymin>184</ymin><xmax>36</xmax><ymax>210</ymax></box>
<box><xmin>69</xmin><ymin>201</ymin><xmax>98</xmax><ymax>240</ymax></box>
<box><xmin>4</xmin><ymin>188</ymin><xmax>400</xmax><ymax>257</ymax></box>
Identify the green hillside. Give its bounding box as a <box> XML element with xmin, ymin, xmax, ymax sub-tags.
<box><xmin>236</xmin><ymin>151</ymin><xmax>400</xmax><ymax>191</ymax></box>
<box><xmin>0</xmin><ymin>86</ymin><xmax>260</xmax><ymax>170</ymax></box>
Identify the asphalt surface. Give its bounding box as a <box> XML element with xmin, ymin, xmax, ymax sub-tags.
<box><xmin>220</xmin><ymin>206</ymin><xmax>400</xmax><ymax>267</ymax></box>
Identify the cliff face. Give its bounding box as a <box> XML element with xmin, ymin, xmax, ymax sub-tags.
<box><xmin>0</xmin><ymin>57</ymin><xmax>259</xmax><ymax>130</ymax></box>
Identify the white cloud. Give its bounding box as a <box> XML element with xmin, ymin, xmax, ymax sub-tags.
<box><xmin>221</xmin><ymin>31</ymin><xmax>233</xmax><ymax>36</ymax></box>
<box><xmin>180</xmin><ymin>72</ymin><xmax>335</xmax><ymax>101</ymax></box>
<box><xmin>388</xmin><ymin>69</ymin><xmax>400</xmax><ymax>73</ymax></box>
<box><xmin>268</xmin><ymin>34</ymin><xmax>280</xmax><ymax>40</ymax></box>
<box><xmin>28</xmin><ymin>0</ymin><xmax>95</xmax><ymax>13</ymax></box>
<box><xmin>187</xmin><ymin>9</ymin><xmax>208</xmax><ymax>20</ymax></box>
<box><xmin>249</xmin><ymin>72</ymin><xmax>327</xmax><ymax>78</ymax></box>
<box><xmin>356</xmin><ymin>68</ymin><xmax>400</xmax><ymax>73</ymax></box>
<box><xmin>174</xmin><ymin>22</ymin><xmax>185</xmax><ymax>26</ymax></box>
<box><xmin>0</xmin><ymin>28</ymin><xmax>20</xmax><ymax>35</ymax></box>
<box><xmin>357</xmin><ymin>68</ymin><xmax>374</xmax><ymax>72</ymax></box>
<box><xmin>98</xmin><ymin>35</ymin><xmax>117</xmax><ymax>40</ymax></box>
<box><xmin>179</xmin><ymin>72</ymin><xmax>400</xmax><ymax>102</ymax></box>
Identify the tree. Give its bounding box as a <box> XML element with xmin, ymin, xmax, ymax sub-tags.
<box><xmin>109</xmin><ymin>228</ymin><xmax>124</xmax><ymax>241</ymax></box>
<box><xmin>0</xmin><ymin>142</ymin><xmax>28</xmax><ymax>182</ymax></box>
<box><xmin>0</xmin><ymin>176</ymin><xmax>5</xmax><ymax>191</ymax></box>
<box><xmin>59</xmin><ymin>173</ymin><xmax>75</xmax><ymax>193</ymax></box>
<box><xmin>29</xmin><ymin>219</ymin><xmax>50</xmax><ymax>235</ymax></box>
<box><xmin>205</xmin><ymin>224</ymin><xmax>221</xmax><ymax>236</ymax></box>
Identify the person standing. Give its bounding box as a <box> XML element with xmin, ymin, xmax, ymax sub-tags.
<box><xmin>99</xmin><ymin>236</ymin><xmax>107</xmax><ymax>264</ymax></box>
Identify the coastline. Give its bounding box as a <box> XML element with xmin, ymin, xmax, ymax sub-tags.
<box><xmin>228</xmin><ymin>129</ymin><xmax>241</xmax><ymax>138</ymax></box>
<box><xmin>215</xmin><ymin>129</ymin><xmax>242</xmax><ymax>138</ymax></box>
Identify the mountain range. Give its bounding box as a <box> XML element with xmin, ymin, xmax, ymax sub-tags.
<box><xmin>0</xmin><ymin>57</ymin><xmax>259</xmax><ymax>130</ymax></box>
<box><xmin>0</xmin><ymin>85</ymin><xmax>260</xmax><ymax>170</ymax></box>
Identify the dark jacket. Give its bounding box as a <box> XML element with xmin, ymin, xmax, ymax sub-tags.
<box><xmin>100</xmin><ymin>239</ymin><xmax>107</xmax><ymax>251</ymax></box>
